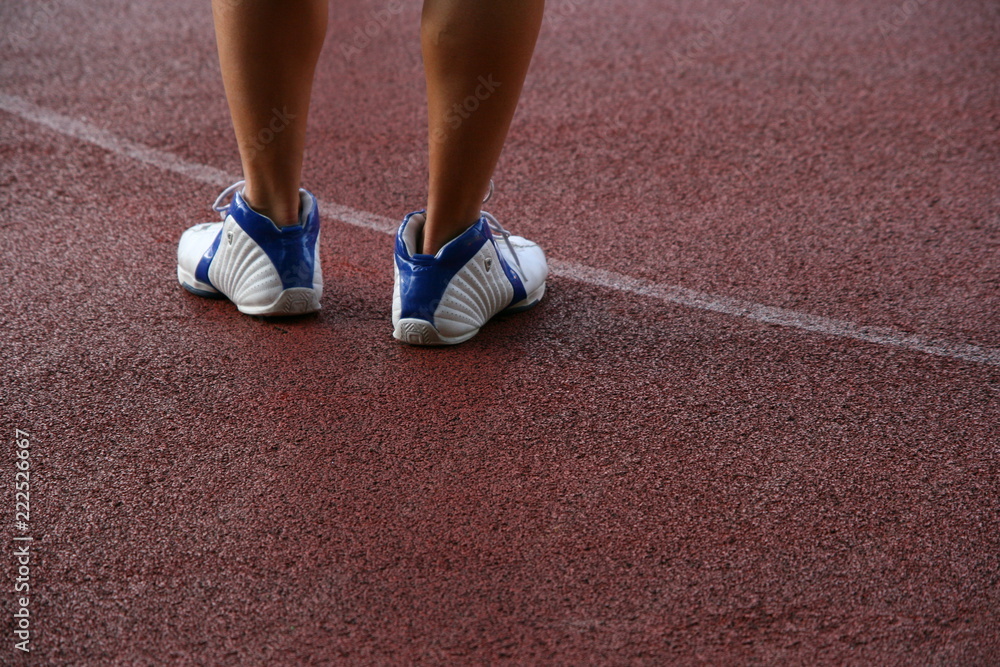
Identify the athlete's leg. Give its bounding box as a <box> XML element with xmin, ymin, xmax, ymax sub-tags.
<box><xmin>176</xmin><ymin>0</ymin><xmax>326</xmax><ymax>315</ymax></box>
<box><xmin>212</xmin><ymin>0</ymin><xmax>327</xmax><ymax>225</ymax></box>
<box><xmin>420</xmin><ymin>0</ymin><xmax>545</xmax><ymax>254</ymax></box>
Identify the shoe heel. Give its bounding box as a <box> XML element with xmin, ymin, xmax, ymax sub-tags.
<box><xmin>394</xmin><ymin>319</ymin><xmax>441</xmax><ymax>345</ymax></box>
<box><xmin>237</xmin><ymin>287</ymin><xmax>320</xmax><ymax>317</ymax></box>
<box><xmin>273</xmin><ymin>288</ymin><xmax>321</xmax><ymax>315</ymax></box>
<box><xmin>393</xmin><ymin>318</ymin><xmax>482</xmax><ymax>346</ymax></box>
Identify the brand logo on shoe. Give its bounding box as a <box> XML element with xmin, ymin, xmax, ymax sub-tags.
<box><xmin>484</xmin><ymin>258</ymin><xmax>493</xmax><ymax>272</ymax></box>
<box><xmin>227</xmin><ymin>230</ymin><xmax>234</xmax><ymax>245</ymax></box>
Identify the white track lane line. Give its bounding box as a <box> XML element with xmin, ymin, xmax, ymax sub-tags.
<box><xmin>2</xmin><ymin>92</ymin><xmax>998</xmax><ymax>367</ymax></box>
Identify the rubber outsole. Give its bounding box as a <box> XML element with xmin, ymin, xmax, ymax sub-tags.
<box><xmin>178</xmin><ymin>267</ymin><xmax>320</xmax><ymax>317</ymax></box>
<box><xmin>393</xmin><ymin>284</ymin><xmax>545</xmax><ymax>346</ymax></box>
<box><xmin>237</xmin><ymin>287</ymin><xmax>321</xmax><ymax>317</ymax></box>
<box><xmin>393</xmin><ymin>319</ymin><xmax>479</xmax><ymax>346</ymax></box>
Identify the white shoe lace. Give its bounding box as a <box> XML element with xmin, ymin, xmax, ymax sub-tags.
<box><xmin>212</xmin><ymin>180</ymin><xmax>246</xmax><ymax>220</ymax></box>
<box><xmin>481</xmin><ymin>180</ymin><xmax>521</xmax><ymax>269</ymax></box>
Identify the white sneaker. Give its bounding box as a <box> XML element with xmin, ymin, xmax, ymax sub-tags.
<box><xmin>177</xmin><ymin>181</ymin><xmax>323</xmax><ymax>316</ymax></box>
<box><xmin>392</xmin><ymin>208</ymin><xmax>547</xmax><ymax>345</ymax></box>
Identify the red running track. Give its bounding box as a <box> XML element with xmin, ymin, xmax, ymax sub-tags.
<box><xmin>2</xmin><ymin>0</ymin><xmax>999</xmax><ymax>663</ymax></box>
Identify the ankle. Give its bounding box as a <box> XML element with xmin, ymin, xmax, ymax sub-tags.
<box><xmin>242</xmin><ymin>184</ymin><xmax>301</xmax><ymax>227</ymax></box>
<box><xmin>422</xmin><ymin>209</ymin><xmax>482</xmax><ymax>255</ymax></box>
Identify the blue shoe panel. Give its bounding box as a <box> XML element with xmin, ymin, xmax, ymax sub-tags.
<box><xmin>223</xmin><ymin>191</ymin><xmax>320</xmax><ymax>290</ymax></box>
<box><xmin>394</xmin><ymin>213</ymin><xmax>526</xmax><ymax>322</ymax></box>
<box><xmin>500</xmin><ymin>251</ymin><xmax>528</xmax><ymax>305</ymax></box>
<box><xmin>194</xmin><ymin>228</ymin><xmax>223</xmax><ymax>288</ymax></box>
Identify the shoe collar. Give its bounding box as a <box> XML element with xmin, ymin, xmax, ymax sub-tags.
<box><xmin>213</xmin><ymin>180</ymin><xmax>316</xmax><ymax>230</ymax></box>
<box><xmin>399</xmin><ymin>210</ymin><xmax>520</xmax><ymax>269</ymax></box>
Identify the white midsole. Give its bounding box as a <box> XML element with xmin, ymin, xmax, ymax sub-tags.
<box><xmin>177</xmin><ymin>266</ymin><xmax>218</xmax><ymax>295</ymax></box>
<box><xmin>178</xmin><ymin>265</ymin><xmax>320</xmax><ymax>316</ymax></box>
